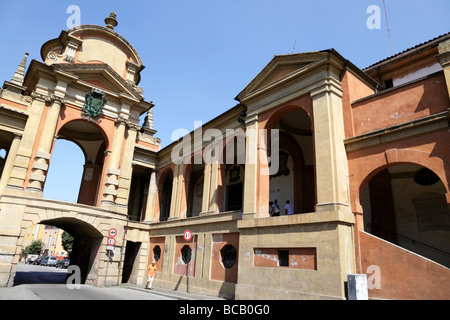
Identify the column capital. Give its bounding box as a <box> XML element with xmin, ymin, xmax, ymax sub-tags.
<box><xmin>310</xmin><ymin>77</ymin><xmax>343</xmax><ymax>99</ymax></box>
<box><xmin>50</xmin><ymin>94</ymin><xmax>66</xmax><ymax>106</ymax></box>
<box><xmin>30</xmin><ymin>91</ymin><xmax>52</xmax><ymax>103</ymax></box>
<box><xmin>244</xmin><ymin>113</ymin><xmax>259</xmax><ymax>126</ymax></box>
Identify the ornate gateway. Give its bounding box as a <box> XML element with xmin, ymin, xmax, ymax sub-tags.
<box><xmin>82</xmin><ymin>88</ymin><xmax>107</xmax><ymax>123</ymax></box>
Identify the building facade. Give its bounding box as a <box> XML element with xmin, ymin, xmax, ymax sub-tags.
<box><xmin>22</xmin><ymin>224</ymin><xmax>67</xmax><ymax>259</ymax></box>
<box><xmin>0</xmin><ymin>14</ymin><xmax>449</xmax><ymax>299</ymax></box>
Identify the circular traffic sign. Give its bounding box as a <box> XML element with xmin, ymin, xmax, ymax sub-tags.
<box><xmin>183</xmin><ymin>230</ymin><xmax>193</xmax><ymax>241</ymax></box>
<box><xmin>108</xmin><ymin>228</ymin><xmax>117</xmax><ymax>237</ymax></box>
<box><xmin>107</xmin><ymin>237</ymin><xmax>116</xmax><ymax>246</ymax></box>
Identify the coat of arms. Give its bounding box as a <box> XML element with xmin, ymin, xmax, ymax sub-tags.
<box><xmin>82</xmin><ymin>89</ymin><xmax>107</xmax><ymax>123</ymax></box>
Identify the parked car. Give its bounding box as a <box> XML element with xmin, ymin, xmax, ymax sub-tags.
<box><xmin>25</xmin><ymin>254</ymin><xmax>39</xmax><ymax>264</ymax></box>
<box><xmin>56</xmin><ymin>259</ymin><xmax>70</xmax><ymax>269</ymax></box>
<box><xmin>41</xmin><ymin>256</ymin><xmax>58</xmax><ymax>267</ymax></box>
<box><xmin>33</xmin><ymin>256</ymin><xmax>44</xmax><ymax>265</ymax></box>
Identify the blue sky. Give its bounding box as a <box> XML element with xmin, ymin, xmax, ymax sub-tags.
<box><xmin>1</xmin><ymin>0</ymin><xmax>449</xmax><ymax>202</ymax></box>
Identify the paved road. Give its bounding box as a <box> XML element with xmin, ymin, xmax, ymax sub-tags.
<box><xmin>0</xmin><ymin>263</ymin><xmax>176</xmax><ymax>300</ymax></box>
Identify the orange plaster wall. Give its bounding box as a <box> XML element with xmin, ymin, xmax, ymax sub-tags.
<box><xmin>360</xmin><ymin>231</ymin><xmax>450</xmax><ymax>300</ymax></box>
<box><xmin>136</xmin><ymin>139</ymin><xmax>160</xmax><ymax>152</ymax></box>
<box><xmin>340</xmin><ymin>70</ymin><xmax>375</xmax><ymax>138</ymax></box>
<box><xmin>210</xmin><ymin>233</ymin><xmax>239</xmax><ymax>283</ymax></box>
<box><xmin>0</xmin><ymin>98</ymin><xmax>28</xmax><ymax>111</ymax></box>
<box><xmin>347</xmin><ymin>129</ymin><xmax>450</xmax><ymax>214</ymax></box>
<box><xmin>173</xmin><ymin>235</ymin><xmax>196</xmax><ymax>277</ymax></box>
<box><xmin>149</xmin><ymin>237</ymin><xmax>165</xmax><ymax>274</ymax></box>
<box><xmin>351</xmin><ymin>73</ymin><xmax>449</xmax><ymax>136</ymax></box>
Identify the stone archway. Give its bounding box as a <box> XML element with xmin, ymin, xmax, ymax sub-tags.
<box><xmin>6</xmin><ymin>198</ymin><xmax>123</xmax><ymax>287</ymax></box>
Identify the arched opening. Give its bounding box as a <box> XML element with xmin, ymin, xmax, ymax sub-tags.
<box><xmin>220</xmin><ymin>132</ymin><xmax>246</xmax><ymax>212</ymax></box>
<box><xmin>45</xmin><ymin>120</ymin><xmax>107</xmax><ymax>206</ymax></box>
<box><xmin>159</xmin><ymin>169</ymin><xmax>173</xmax><ymax>222</ymax></box>
<box><xmin>127</xmin><ymin>165</ymin><xmax>152</xmax><ymax>222</ymax></box>
<box><xmin>361</xmin><ymin>164</ymin><xmax>450</xmax><ymax>267</ymax></box>
<box><xmin>14</xmin><ymin>217</ymin><xmax>103</xmax><ymax>286</ymax></box>
<box><xmin>44</xmin><ymin>139</ymin><xmax>85</xmax><ymax>202</ymax></box>
<box><xmin>266</xmin><ymin>108</ymin><xmax>315</xmax><ymax>215</ymax></box>
<box><xmin>186</xmin><ymin>163</ymin><xmax>205</xmax><ymax>217</ymax></box>
<box><xmin>224</xmin><ymin>164</ymin><xmax>244</xmax><ymax>211</ymax></box>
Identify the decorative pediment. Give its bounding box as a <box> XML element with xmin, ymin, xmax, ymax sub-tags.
<box><xmin>53</xmin><ymin>63</ymin><xmax>144</xmax><ymax>100</ymax></box>
<box><xmin>236</xmin><ymin>51</ymin><xmax>329</xmax><ymax>102</ymax></box>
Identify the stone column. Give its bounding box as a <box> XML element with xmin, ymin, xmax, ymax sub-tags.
<box><xmin>143</xmin><ymin>170</ymin><xmax>157</xmax><ymax>222</ymax></box>
<box><xmin>101</xmin><ymin>117</ymin><xmax>126</xmax><ymax>205</ymax></box>
<box><xmin>311</xmin><ymin>78</ymin><xmax>350</xmax><ymax>212</ymax></box>
<box><xmin>201</xmin><ymin>163</ymin><xmax>212</xmax><ymax>214</ymax></box>
<box><xmin>243</xmin><ymin>114</ymin><xmax>259</xmax><ymax>218</ymax></box>
<box><xmin>27</xmin><ymin>95</ymin><xmax>65</xmax><ymax>194</ymax></box>
<box><xmin>0</xmin><ymin>133</ymin><xmax>22</xmax><ymax>195</ymax></box>
<box><xmin>173</xmin><ymin>163</ymin><xmax>184</xmax><ymax>219</ymax></box>
<box><xmin>208</xmin><ymin>160</ymin><xmax>220</xmax><ymax>213</ymax></box>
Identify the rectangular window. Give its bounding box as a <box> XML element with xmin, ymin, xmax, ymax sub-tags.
<box><xmin>254</xmin><ymin>248</ymin><xmax>317</xmax><ymax>270</ymax></box>
<box><xmin>278</xmin><ymin>250</ymin><xmax>289</xmax><ymax>267</ymax></box>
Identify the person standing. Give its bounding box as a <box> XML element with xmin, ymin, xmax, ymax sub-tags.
<box><xmin>285</xmin><ymin>200</ymin><xmax>294</xmax><ymax>215</ymax></box>
<box><xmin>146</xmin><ymin>259</ymin><xmax>157</xmax><ymax>289</ymax></box>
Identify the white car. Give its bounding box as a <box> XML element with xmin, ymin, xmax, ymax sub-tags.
<box><xmin>25</xmin><ymin>254</ymin><xmax>39</xmax><ymax>264</ymax></box>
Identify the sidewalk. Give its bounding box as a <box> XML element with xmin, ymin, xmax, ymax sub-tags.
<box><xmin>122</xmin><ymin>283</ymin><xmax>226</xmax><ymax>300</ymax></box>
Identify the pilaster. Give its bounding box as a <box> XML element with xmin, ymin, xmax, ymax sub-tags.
<box><xmin>5</xmin><ymin>92</ymin><xmax>47</xmax><ymax>191</ymax></box>
<box><xmin>243</xmin><ymin>114</ymin><xmax>259</xmax><ymax>218</ymax></box>
<box><xmin>201</xmin><ymin>163</ymin><xmax>212</xmax><ymax>214</ymax></box>
<box><xmin>26</xmin><ymin>95</ymin><xmax>66</xmax><ymax>194</ymax></box>
<box><xmin>143</xmin><ymin>170</ymin><xmax>157</xmax><ymax>221</ymax></box>
<box><xmin>101</xmin><ymin>116</ymin><xmax>127</xmax><ymax>205</ymax></box>
<box><xmin>311</xmin><ymin>77</ymin><xmax>350</xmax><ymax>213</ymax></box>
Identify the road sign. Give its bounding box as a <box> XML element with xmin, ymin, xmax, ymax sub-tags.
<box><xmin>183</xmin><ymin>230</ymin><xmax>193</xmax><ymax>241</ymax></box>
<box><xmin>107</xmin><ymin>237</ymin><xmax>116</xmax><ymax>246</ymax></box>
<box><xmin>108</xmin><ymin>228</ymin><xmax>117</xmax><ymax>237</ymax></box>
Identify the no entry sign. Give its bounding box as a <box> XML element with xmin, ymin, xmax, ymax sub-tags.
<box><xmin>183</xmin><ymin>230</ymin><xmax>193</xmax><ymax>241</ymax></box>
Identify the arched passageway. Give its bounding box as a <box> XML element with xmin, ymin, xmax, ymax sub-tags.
<box><xmin>265</xmin><ymin>108</ymin><xmax>315</xmax><ymax>215</ymax></box>
<box><xmin>361</xmin><ymin>164</ymin><xmax>450</xmax><ymax>267</ymax></box>
<box><xmin>15</xmin><ymin>217</ymin><xmax>104</xmax><ymax>286</ymax></box>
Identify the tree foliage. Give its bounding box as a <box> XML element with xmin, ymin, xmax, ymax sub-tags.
<box><xmin>61</xmin><ymin>231</ymin><xmax>74</xmax><ymax>253</ymax></box>
<box><xmin>23</xmin><ymin>240</ymin><xmax>42</xmax><ymax>256</ymax></box>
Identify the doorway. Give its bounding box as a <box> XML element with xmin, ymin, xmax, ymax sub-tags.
<box><xmin>121</xmin><ymin>241</ymin><xmax>141</xmax><ymax>284</ymax></box>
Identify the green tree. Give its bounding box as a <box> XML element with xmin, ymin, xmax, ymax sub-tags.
<box><xmin>61</xmin><ymin>231</ymin><xmax>74</xmax><ymax>254</ymax></box>
<box><xmin>23</xmin><ymin>240</ymin><xmax>42</xmax><ymax>256</ymax></box>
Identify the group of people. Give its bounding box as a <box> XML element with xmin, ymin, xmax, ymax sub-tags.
<box><xmin>269</xmin><ymin>199</ymin><xmax>294</xmax><ymax>216</ymax></box>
